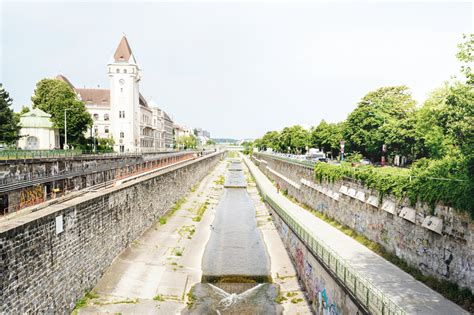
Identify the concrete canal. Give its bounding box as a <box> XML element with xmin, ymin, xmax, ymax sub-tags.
<box><xmin>185</xmin><ymin>159</ymin><xmax>282</xmax><ymax>314</ymax></box>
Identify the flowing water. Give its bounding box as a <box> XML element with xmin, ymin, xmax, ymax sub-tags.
<box><xmin>183</xmin><ymin>159</ymin><xmax>282</xmax><ymax>315</ymax></box>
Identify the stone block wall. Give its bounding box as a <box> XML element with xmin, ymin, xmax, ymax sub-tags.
<box><xmin>253</xmin><ymin>153</ymin><xmax>473</xmax><ymax>292</ymax></box>
<box><xmin>0</xmin><ymin>152</ymin><xmax>222</xmax><ymax>313</ymax></box>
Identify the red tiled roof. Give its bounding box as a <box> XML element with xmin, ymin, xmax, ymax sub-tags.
<box><xmin>76</xmin><ymin>88</ymin><xmax>110</xmax><ymax>106</ymax></box>
<box><xmin>114</xmin><ymin>36</ymin><xmax>133</xmax><ymax>62</ymax></box>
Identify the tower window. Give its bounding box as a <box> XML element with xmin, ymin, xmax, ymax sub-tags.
<box><xmin>120</xmin><ymin>132</ymin><xmax>124</xmax><ymax>138</ymax></box>
<box><xmin>105</xmin><ymin>127</ymin><xmax>109</xmax><ymax>133</ymax></box>
<box><xmin>124</xmin><ymin>69</ymin><xmax>127</xmax><ymax>74</ymax></box>
<box><xmin>93</xmin><ymin>113</ymin><xmax>99</xmax><ymax>121</ymax></box>
<box><xmin>119</xmin><ymin>111</ymin><xmax>125</xmax><ymax>118</ymax></box>
<box><xmin>116</xmin><ymin>68</ymin><xmax>120</xmax><ymax>73</ymax></box>
<box><xmin>104</xmin><ymin>113</ymin><xmax>109</xmax><ymax>121</ymax></box>
<box><xmin>120</xmin><ymin>88</ymin><xmax>123</xmax><ymax>93</ymax></box>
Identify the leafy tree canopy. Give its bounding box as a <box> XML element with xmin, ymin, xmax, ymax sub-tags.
<box><xmin>344</xmin><ymin>86</ymin><xmax>417</xmax><ymax>161</ymax></box>
<box><xmin>31</xmin><ymin>78</ymin><xmax>92</xmax><ymax>147</ymax></box>
<box><xmin>0</xmin><ymin>84</ymin><xmax>21</xmax><ymax>145</ymax></box>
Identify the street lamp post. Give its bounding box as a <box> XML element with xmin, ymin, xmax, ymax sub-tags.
<box><xmin>64</xmin><ymin>109</ymin><xmax>69</xmax><ymax>150</ymax></box>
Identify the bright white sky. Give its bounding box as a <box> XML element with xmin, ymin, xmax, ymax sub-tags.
<box><xmin>1</xmin><ymin>1</ymin><xmax>472</xmax><ymax>139</ymax></box>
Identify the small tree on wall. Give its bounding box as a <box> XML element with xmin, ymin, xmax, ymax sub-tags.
<box><xmin>0</xmin><ymin>84</ymin><xmax>21</xmax><ymax>145</ymax></box>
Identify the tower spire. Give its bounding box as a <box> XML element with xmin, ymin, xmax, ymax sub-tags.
<box><xmin>113</xmin><ymin>36</ymin><xmax>133</xmax><ymax>62</ymax></box>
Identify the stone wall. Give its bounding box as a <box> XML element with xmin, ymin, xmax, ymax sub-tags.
<box><xmin>0</xmin><ymin>152</ymin><xmax>223</xmax><ymax>313</ymax></box>
<box><xmin>253</xmin><ymin>153</ymin><xmax>473</xmax><ymax>292</ymax></box>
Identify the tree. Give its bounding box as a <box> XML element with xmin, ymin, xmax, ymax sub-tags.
<box><xmin>456</xmin><ymin>33</ymin><xmax>474</xmax><ymax>85</ymax></box>
<box><xmin>31</xmin><ymin>78</ymin><xmax>92</xmax><ymax>148</ymax></box>
<box><xmin>416</xmin><ymin>81</ymin><xmax>474</xmax><ymax>159</ymax></box>
<box><xmin>97</xmin><ymin>137</ymin><xmax>114</xmax><ymax>152</ymax></box>
<box><xmin>176</xmin><ymin>135</ymin><xmax>198</xmax><ymax>149</ymax></box>
<box><xmin>0</xmin><ymin>84</ymin><xmax>21</xmax><ymax>145</ymax></box>
<box><xmin>309</xmin><ymin>120</ymin><xmax>345</xmax><ymax>158</ymax></box>
<box><xmin>278</xmin><ymin>125</ymin><xmax>310</xmax><ymax>154</ymax></box>
<box><xmin>14</xmin><ymin>106</ymin><xmax>30</xmax><ymax>126</ymax></box>
<box><xmin>258</xmin><ymin>131</ymin><xmax>280</xmax><ymax>151</ymax></box>
<box><xmin>344</xmin><ymin>86</ymin><xmax>417</xmax><ymax>161</ymax></box>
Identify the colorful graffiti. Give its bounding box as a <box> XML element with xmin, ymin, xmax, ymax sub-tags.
<box><xmin>19</xmin><ymin>185</ymin><xmax>44</xmax><ymax>209</ymax></box>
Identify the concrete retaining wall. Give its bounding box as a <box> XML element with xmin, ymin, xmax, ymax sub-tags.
<box><xmin>253</xmin><ymin>153</ymin><xmax>473</xmax><ymax>292</ymax></box>
<box><xmin>269</xmin><ymin>205</ymin><xmax>362</xmax><ymax>315</ymax></box>
<box><xmin>0</xmin><ymin>152</ymin><xmax>223</xmax><ymax>313</ymax></box>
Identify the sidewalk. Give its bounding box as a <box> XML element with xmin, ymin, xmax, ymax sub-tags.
<box><xmin>243</xmin><ymin>155</ymin><xmax>468</xmax><ymax>315</ymax></box>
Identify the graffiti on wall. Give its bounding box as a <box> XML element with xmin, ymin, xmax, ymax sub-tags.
<box><xmin>19</xmin><ymin>185</ymin><xmax>44</xmax><ymax>208</ymax></box>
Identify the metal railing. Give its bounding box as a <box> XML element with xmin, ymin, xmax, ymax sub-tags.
<box><xmin>0</xmin><ymin>151</ymin><xmax>195</xmax><ymax>189</ymax></box>
<box><xmin>255</xmin><ymin>152</ymin><xmax>316</xmax><ymax>169</ymax></box>
<box><xmin>0</xmin><ymin>149</ymin><xmax>185</xmax><ymax>161</ymax></box>
<box><xmin>264</xmin><ymin>194</ymin><xmax>405</xmax><ymax>315</ymax></box>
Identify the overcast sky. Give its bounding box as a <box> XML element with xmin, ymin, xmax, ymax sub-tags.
<box><xmin>1</xmin><ymin>1</ymin><xmax>472</xmax><ymax>139</ymax></box>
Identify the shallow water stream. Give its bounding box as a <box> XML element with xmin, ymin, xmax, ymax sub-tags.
<box><xmin>184</xmin><ymin>159</ymin><xmax>282</xmax><ymax>314</ymax></box>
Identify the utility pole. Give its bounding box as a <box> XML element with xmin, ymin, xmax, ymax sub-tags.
<box><xmin>64</xmin><ymin>109</ymin><xmax>68</xmax><ymax>150</ymax></box>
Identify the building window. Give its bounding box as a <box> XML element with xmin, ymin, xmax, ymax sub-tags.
<box><xmin>120</xmin><ymin>132</ymin><xmax>124</xmax><ymax>138</ymax></box>
<box><xmin>116</xmin><ymin>68</ymin><xmax>120</xmax><ymax>73</ymax></box>
<box><xmin>93</xmin><ymin>113</ymin><xmax>99</xmax><ymax>121</ymax></box>
<box><xmin>119</xmin><ymin>111</ymin><xmax>125</xmax><ymax>118</ymax></box>
<box><xmin>105</xmin><ymin>127</ymin><xmax>109</xmax><ymax>133</ymax></box>
<box><xmin>120</xmin><ymin>88</ymin><xmax>123</xmax><ymax>93</ymax></box>
<box><xmin>124</xmin><ymin>69</ymin><xmax>127</xmax><ymax>74</ymax></box>
<box><xmin>104</xmin><ymin>113</ymin><xmax>109</xmax><ymax>121</ymax></box>
<box><xmin>94</xmin><ymin>127</ymin><xmax>98</xmax><ymax>135</ymax></box>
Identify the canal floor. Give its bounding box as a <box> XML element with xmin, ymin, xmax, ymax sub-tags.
<box><xmin>77</xmin><ymin>157</ymin><xmax>310</xmax><ymax>314</ymax></box>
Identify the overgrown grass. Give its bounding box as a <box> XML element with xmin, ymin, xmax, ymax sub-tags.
<box><xmin>158</xmin><ymin>196</ymin><xmax>187</xmax><ymax>225</ymax></box>
<box><xmin>193</xmin><ymin>200</ymin><xmax>210</xmax><ymax>222</ymax></box>
<box><xmin>274</xmin><ymin>290</ymin><xmax>288</xmax><ymax>304</ymax></box>
<box><xmin>284</xmin><ymin>194</ymin><xmax>474</xmax><ymax>312</ymax></box>
<box><xmin>72</xmin><ymin>291</ymin><xmax>99</xmax><ymax>314</ymax></box>
<box><xmin>214</xmin><ymin>175</ymin><xmax>225</xmax><ymax>185</ymax></box>
<box><xmin>153</xmin><ymin>294</ymin><xmax>165</xmax><ymax>302</ymax></box>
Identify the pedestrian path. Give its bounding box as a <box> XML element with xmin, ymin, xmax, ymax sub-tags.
<box><xmin>243</xmin><ymin>155</ymin><xmax>468</xmax><ymax>315</ymax></box>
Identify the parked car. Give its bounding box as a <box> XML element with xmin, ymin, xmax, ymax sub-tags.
<box><xmin>360</xmin><ymin>158</ymin><xmax>371</xmax><ymax>165</ymax></box>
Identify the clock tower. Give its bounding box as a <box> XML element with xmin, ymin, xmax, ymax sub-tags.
<box><xmin>108</xmin><ymin>36</ymin><xmax>141</xmax><ymax>152</ymax></box>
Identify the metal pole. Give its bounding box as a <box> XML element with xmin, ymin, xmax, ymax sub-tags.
<box><xmin>64</xmin><ymin>109</ymin><xmax>68</xmax><ymax>150</ymax></box>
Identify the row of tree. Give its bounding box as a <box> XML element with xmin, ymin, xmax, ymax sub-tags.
<box><xmin>254</xmin><ymin>34</ymin><xmax>473</xmax><ymax>164</ymax></box>
<box><xmin>0</xmin><ymin>78</ymin><xmax>108</xmax><ymax>150</ymax></box>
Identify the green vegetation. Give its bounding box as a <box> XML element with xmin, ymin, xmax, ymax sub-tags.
<box><xmin>31</xmin><ymin>78</ymin><xmax>93</xmax><ymax>149</ymax></box>
<box><xmin>291</xmin><ymin>298</ymin><xmax>304</xmax><ymax>304</ymax></box>
<box><xmin>159</xmin><ymin>196</ymin><xmax>187</xmax><ymax>225</ymax></box>
<box><xmin>286</xmin><ymin>292</ymin><xmax>298</xmax><ymax>298</ymax></box>
<box><xmin>274</xmin><ymin>290</ymin><xmax>288</xmax><ymax>304</ymax></box>
<box><xmin>186</xmin><ymin>290</ymin><xmax>196</xmax><ymax>309</ymax></box>
<box><xmin>253</xmin><ymin>36</ymin><xmax>473</xmax><ymax>216</ymax></box>
<box><xmin>72</xmin><ymin>291</ymin><xmax>99</xmax><ymax>314</ymax></box>
<box><xmin>176</xmin><ymin>135</ymin><xmax>198</xmax><ymax>149</ymax></box>
<box><xmin>153</xmin><ymin>294</ymin><xmax>165</xmax><ymax>302</ymax></box>
<box><xmin>214</xmin><ymin>175</ymin><xmax>225</xmax><ymax>185</ymax></box>
<box><xmin>173</xmin><ymin>247</ymin><xmax>184</xmax><ymax>256</ymax></box>
<box><xmin>314</xmin><ymin>156</ymin><xmax>473</xmax><ymax>216</ymax></box>
<box><xmin>0</xmin><ymin>84</ymin><xmax>21</xmax><ymax>145</ymax></box>
<box><xmin>227</xmin><ymin>151</ymin><xmax>238</xmax><ymax>158</ymax></box>
<box><xmin>193</xmin><ymin>200</ymin><xmax>210</xmax><ymax>222</ymax></box>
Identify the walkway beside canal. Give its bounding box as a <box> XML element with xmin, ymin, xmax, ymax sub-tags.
<box><xmin>244</xmin><ymin>154</ymin><xmax>469</xmax><ymax>315</ymax></box>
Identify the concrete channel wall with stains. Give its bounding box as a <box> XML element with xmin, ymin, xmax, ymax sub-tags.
<box><xmin>270</xmin><ymin>204</ymin><xmax>362</xmax><ymax>315</ymax></box>
<box><xmin>252</xmin><ymin>152</ymin><xmax>473</xmax><ymax>293</ymax></box>
<box><xmin>0</xmin><ymin>152</ymin><xmax>223</xmax><ymax>314</ymax></box>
